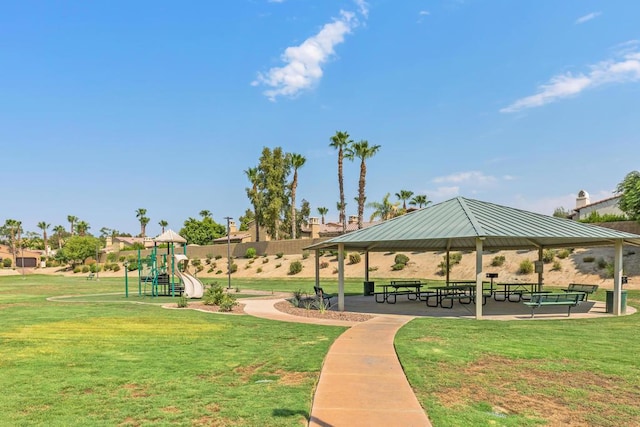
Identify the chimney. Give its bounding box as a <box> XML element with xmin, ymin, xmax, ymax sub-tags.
<box><xmin>309</xmin><ymin>217</ymin><xmax>320</xmax><ymax>238</ymax></box>
<box><xmin>348</xmin><ymin>215</ymin><xmax>358</xmax><ymax>225</ymax></box>
<box><xmin>576</xmin><ymin>190</ymin><xmax>590</xmax><ymax>209</ymax></box>
<box><xmin>229</xmin><ymin>220</ymin><xmax>237</xmax><ymax>233</ymax></box>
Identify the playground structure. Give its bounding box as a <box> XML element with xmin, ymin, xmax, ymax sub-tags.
<box><xmin>125</xmin><ymin>230</ymin><xmax>205</xmax><ymax>299</ymax></box>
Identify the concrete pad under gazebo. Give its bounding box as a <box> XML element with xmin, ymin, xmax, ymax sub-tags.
<box><xmin>305</xmin><ymin>197</ymin><xmax>640</xmax><ymax>319</ymax></box>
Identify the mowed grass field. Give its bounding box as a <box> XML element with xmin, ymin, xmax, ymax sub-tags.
<box><xmin>1</xmin><ymin>274</ymin><xmax>639</xmax><ymax>426</ymax></box>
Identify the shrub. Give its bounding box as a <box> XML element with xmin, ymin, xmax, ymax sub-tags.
<box><xmin>551</xmin><ymin>260</ymin><xmax>562</xmax><ymax>271</ymax></box>
<box><xmin>275</xmin><ymin>263</ymin><xmax>282</xmax><ymax>268</ymax></box>
<box><xmin>127</xmin><ymin>262</ymin><xmax>138</xmax><ymax>271</ymax></box>
<box><xmin>73</xmin><ymin>266</ymin><xmax>82</xmax><ymax>273</ymax></box>
<box><xmin>229</xmin><ymin>263</ymin><xmax>238</xmax><ymax>274</ymax></box>
<box><xmin>302</xmin><ymin>251</ymin><xmax>310</xmax><ymax>260</ymax></box>
<box><xmin>583</xmin><ymin>256</ymin><xmax>595</xmax><ymax>263</ymax></box>
<box><xmin>604</xmin><ymin>263</ymin><xmax>615</xmax><ymax>279</ymax></box>
<box><xmin>256</xmin><ymin>267</ymin><xmax>263</xmax><ymax>273</ymax></box>
<box><xmin>557</xmin><ymin>249</ymin><xmax>571</xmax><ymax>259</ymax></box>
<box><xmin>449</xmin><ymin>252</ymin><xmax>462</xmax><ymax>264</ymax></box>
<box><xmin>89</xmin><ymin>264</ymin><xmax>102</xmax><ymax>273</ymax></box>
<box><xmin>245</xmin><ymin>247</ymin><xmax>257</xmax><ymax>259</ymax></box>
<box><xmin>276</xmin><ymin>252</ymin><xmax>284</xmax><ymax>259</ymax></box>
<box><xmin>491</xmin><ymin>255</ymin><xmax>506</xmax><ymax>267</ymax></box>
<box><xmin>320</xmin><ymin>261</ymin><xmax>329</xmax><ymax>269</ymax></box>
<box><xmin>349</xmin><ymin>252</ymin><xmax>361</xmax><ymax>264</ymax></box>
<box><xmin>215</xmin><ymin>254</ymin><xmax>223</xmax><ymax>260</ymax></box>
<box><xmin>394</xmin><ymin>254</ymin><xmax>410</xmax><ymax>265</ymax></box>
<box><xmin>248</xmin><ymin>259</ymin><xmax>255</xmax><ymax>265</ymax></box>
<box><xmin>368</xmin><ymin>266</ymin><xmax>379</xmax><ymax>272</ymax></box>
<box><xmin>203</xmin><ymin>283</ymin><xmax>225</xmax><ymax>305</ymax></box>
<box><xmin>216</xmin><ymin>270</ymin><xmax>222</xmax><ymax>274</ymax></box>
<box><xmin>289</xmin><ymin>261</ymin><xmax>303</xmax><ymax>275</ymax></box>
<box><xmin>392</xmin><ymin>263</ymin><xmax>405</xmax><ymax>271</ymax></box>
<box><xmin>596</xmin><ymin>257</ymin><xmax>608</xmax><ymax>269</ymax></box>
<box><xmin>112</xmin><ymin>264</ymin><xmax>121</xmax><ymax>272</ymax></box>
<box><xmin>517</xmin><ymin>259</ymin><xmax>534</xmax><ymax>275</ymax></box>
<box><xmin>332</xmin><ymin>267</ymin><xmax>338</xmax><ymax>274</ymax></box>
<box><xmin>262</xmin><ymin>257</ymin><xmax>269</xmax><ymax>264</ymax></box>
<box><xmin>118</xmin><ymin>255</ymin><xmax>126</xmax><ymax>262</ymax></box>
<box><xmin>3</xmin><ymin>258</ymin><xmax>11</xmax><ymax>268</ymax></box>
<box><xmin>106</xmin><ymin>253</ymin><xmax>118</xmax><ymax>262</ymax></box>
<box><xmin>244</xmin><ymin>264</ymin><xmax>251</xmax><ymax>270</ymax></box>
<box><xmin>205</xmin><ymin>253</ymin><xmax>213</xmax><ymax>264</ymax></box>
<box><xmin>81</xmin><ymin>265</ymin><xmax>90</xmax><ymax>273</ymax></box>
<box><xmin>177</xmin><ymin>295</ymin><xmax>188</xmax><ymax>308</ymax></box>
<box><xmin>437</xmin><ymin>261</ymin><xmax>448</xmax><ymax>276</ymax></box>
<box><xmin>542</xmin><ymin>249</ymin><xmax>556</xmax><ymax>264</ymax></box>
<box><xmin>218</xmin><ymin>294</ymin><xmax>238</xmax><ymax>312</ymax></box>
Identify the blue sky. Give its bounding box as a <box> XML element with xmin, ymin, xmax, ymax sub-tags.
<box><xmin>2</xmin><ymin>0</ymin><xmax>639</xmax><ymax>237</ymax></box>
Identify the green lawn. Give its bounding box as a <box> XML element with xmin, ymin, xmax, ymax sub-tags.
<box><xmin>0</xmin><ymin>275</ymin><xmax>346</xmax><ymax>426</ymax></box>
<box><xmin>395</xmin><ymin>288</ymin><xmax>640</xmax><ymax>426</ymax></box>
<box><xmin>2</xmin><ymin>274</ymin><xmax>639</xmax><ymax>426</ymax></box>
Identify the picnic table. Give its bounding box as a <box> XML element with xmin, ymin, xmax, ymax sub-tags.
<box><xmin>493</xmin><ymin>283</ymin><xmax>542</xmax><ymax>302</ymax></box>
<box><xmin>374</xmin><ymin>280</ymin><xmax>423</xmax><ymax>304</ymax></box>
<box><xmin>426</xmin><ymin>284</ymin><xmax>476</xmax><ymax>309</ymax></box>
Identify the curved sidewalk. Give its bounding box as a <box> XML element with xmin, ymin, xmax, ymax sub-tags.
<box><xmin>241</xmin><ymin>298</ymin><xmax>431</xmax><ymax>426</ymax></box>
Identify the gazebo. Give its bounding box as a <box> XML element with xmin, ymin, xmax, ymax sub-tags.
<box><xmin>305</xmin><ymin>197</ymin><xmax>640</xmax><ymax>319</ymax></box>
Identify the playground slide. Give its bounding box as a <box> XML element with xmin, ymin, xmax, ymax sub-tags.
<box><xmin>177</xmin><ymin>270</ymin><xmax>195</xmax><ymax>298</ymax></box>
<box><xmin>182</xmin><ymin>272</ymin><xmax>204</xmax><ymax>298</ymax></box>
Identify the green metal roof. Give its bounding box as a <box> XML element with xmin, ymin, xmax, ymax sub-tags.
<box><xmin>305</xmin><ymin>197</ymin><xmax>640</xmax><ymax>251</ymax></box>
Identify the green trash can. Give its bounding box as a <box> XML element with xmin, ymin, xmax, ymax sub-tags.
<box><xmin>605</xmin><ymin>290</ymin><xmax>627</xmax><ymax>314</ymax></box>
<box><xmin>364</xmin><ymin>281</ymin><xmax>375</xmax><ymax>296</ymax></box>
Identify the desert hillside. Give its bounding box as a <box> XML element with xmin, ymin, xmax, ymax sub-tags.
<box><xmin>9</xmin><ymin>246</ymin><xmax>639</xmax><ymax>291</ymax></box>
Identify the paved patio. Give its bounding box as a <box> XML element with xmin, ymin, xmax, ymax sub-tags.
<box><xmin>333</xmin><ymin>293</ymin><xmax>635</xmax><ymax>320</ymax></box>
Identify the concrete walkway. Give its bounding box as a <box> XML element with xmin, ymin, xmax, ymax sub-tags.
<box><xmin>241</xmin><ymin>298</ymin><xmax>432</xmax><ymax>426</ymax></box>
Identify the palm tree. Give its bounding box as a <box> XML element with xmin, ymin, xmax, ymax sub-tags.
<box><xmin>76</xmin><ymin>221</ymin><xmax>90</xmax><ymax>236</ymax></box>
<box><xmin>199</xmin><ymin>210</ymin><xmax>212</xmax><ymax>219</ymax></box>
<box><xmin>345</xmin><ymin>140</ymin><xmax>381</xmax><ymax>229</ymax></box>
<box><xmin>395</xmin><ymin>190</ymin><xmax>414</xmax><ymax>211</ymax></box>
<box><xmin>329</xmin><ymin>131</ymin><xmax>353</xmax><ymax>233</ymax></box>
<box><xmin>3</xmin><ymin>219</ymin><xmax>21</xmax><ymax>267</ymax></box>
<box><xmin>244</xmin><ymin>167</ymin><xmax>261</xmax><ymax>242</ymax></box>
<box><xmin>135</xmin><ymin>208</ymin><xmax>149</xmax><ymax>237</ymax></box>
<box><xmin>289</xmin><ymin>153</ymin><xmax>306</xmax><ymax>239</ymax></box>
<box><xmin>158</xmin><ymin>220</ymin><xmax>168</xmax><ymax>233</ymax></box>
<box><xmin>367</xmin><ymin>193</ymin><xmax>400</xmax><ymax>221</ymax></box>
<box><xmin>67</xmin><ymin>215</ymin><xmax>78</xmax><ymax>235</ymax></box>
<box><xmin>37</xmin><ymin>221</ymin><xmax>50</xmax><ymax>256</ymax></box>
<box><xmin>336</xmin><ymin>201</ymin><xmax>346</xmax><ymax>224</ymax></box>
<box><xmin>317</xmin><ymin>207</ymin><xmax>328</xmax><ymax>224</ymax></box>
<box><xmin>53</xmin><ymin>225</ymin><xmax>66</xmax><ymax>249</ymax></box>
<box><xmin>409</xmin><ymin>194</ymin><xmax>430</xmax><ymax>209</ymax></box>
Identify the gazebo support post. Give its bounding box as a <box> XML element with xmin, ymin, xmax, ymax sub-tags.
<box><xmin>475</xmin><ymin>238</ymin><xmax>484</xmax><ymax>319</ymax></box>
<box><xmin>613</xmin><ymin>240</ymin><xmax>623</xmax><ymax>315</ymax></box>
<box><xmin>314</xmin><ymin>249</ymin><xmax>320</xmax><ymax>290</ymax></box>
<box><xmin>338</xmin><ymin>243</ymin><xmax>345</xmax><ymax>311</ymax></box>
<box><xmin>538</xmin><ymin>247</ymin><xmax>544</xmax><ymax>291</ymax></box>
<box><xmin>364</xmin><ymin>251</ymin><xmax>369</xmax><ymax>283</ymax></box>
<box><xmin>445</xmin><ymin>249</ymin><xmax>450</xmax><ymax>284</ymax></box>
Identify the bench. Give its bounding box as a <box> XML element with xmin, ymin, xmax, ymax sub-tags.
<box><xmin>86</xmin><ymin>272</ymin><xmax>95</xmax><ymax>280</ymax></box>
<box><xmin>522</xmin><ymin>292</ymin><xmax>584</xmax><ymax>318</ymax></box>
<box><xmin>314</xmin><ymin>286</ymin><xmax>336</xmax><ymax>308</ymax></box>
<box><xmin>562</xmin><ymin>283</ymin><xmax>599</xmax><ymax>301</ymax></box>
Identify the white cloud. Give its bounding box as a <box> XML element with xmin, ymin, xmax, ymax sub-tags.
<box><xmin>417</xmin><ymin>10</ymin><xmax>430</xmax><ymax>24</ymax></box>
<box><xmin>429</xmin><ymin>186</ymin><xmax>460</xmax><ymax>200</ymax></box>
<box><xmin>253</xmin><ymin>2</ymin><xmax>368</xmax><ymax>100</ymax></box>
<box><xmin>575</xmin><ymin>12</ymin><xmax>601</xmax><ymax>25</ymax></box>
<box><xmin>501</xmin><ymin>46</ymin><xmax>640</xmax><ymax>113</ymax></box>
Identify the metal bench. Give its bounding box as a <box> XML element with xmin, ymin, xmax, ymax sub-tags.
<box><xmin>314</xmin><ymin>286</ymin><xmax>335</xmax><ymax>308</ymax></box>
<box><xmin>522</xmin><ymin>292</ymin><xmax>584</xmax><ymax>318</ymax></box>
<box><xmin>562</xmin><ymin>283</ymin><xmax>599</xmax><ymax>301</ymax></box>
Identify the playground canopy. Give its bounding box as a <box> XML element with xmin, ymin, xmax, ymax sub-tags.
<box><xmin>155</xmin><ymin>229</ymin><xmax>187</xmax><ymax>244</ymax></box>
<box><xmin>305</xmin><ymin>197</ymin><xmax>640</xmax><ymax>318</ymax></box>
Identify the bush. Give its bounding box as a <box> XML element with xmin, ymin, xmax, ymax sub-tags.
<box><xmin>275</xmin><ymin>263</ymin><xmax>282</xmax><ymax>268</ymax></box>
<box><xmin>256</xmin><ymin>267</ymin><xmax>263</xmax><ymax>273</ymax></box>
<box><xmin>203</xmin><ymin>283</ymin><xmax>225</xmax><ymax>305</ymax></box>
<box><xmin>82</xmin><ymin>265</ymin><xmax>90</xmax><ymax>273</ymax></box>
<box><xmin>349</xmin><ymin>252</ymin><xmax>361</xmax><ymax>264</ymax></box>
<box><xmin>302</xmin><ymin>251</ymin><xmax>310</xmax><ymax>260</ymax></box>
<box><xmin>449</xmin><ymin>252</ymin><xmax>462</xmax><ymax>265</ymax></box>
<box><xmin>289</xmin><ymin>261</ymin><xmax>303</xmax><ymax>275</ymax></box>
<box><xmin>127</xmin><ymin>262</ymin><xmax>138</xmax><ymax>271</ymax></box>
<box><xmin>73</xmin><ymin>266</ymin><xmax>82</xmax><ymax>273</ymax></box>
<box><xmin>245</xmin><ymin>247</ymin><xmax>257</xmax><ymax>259</ymax></box>
<box><xmin>205</xmin><ymin>253</ymin><xmax>213</xmax><ymax>264</ymax></box>
<box><xmin>491</xmin><ymin>255</ymin><xmax>506</xmax><ymax>267</ymax></box>
<box><xmin>262</xmin><ymin>257</ymin><xmax>269</xmax><ymax>264</ymax></box>
<box><xmin>89</xmin><ymin>264</ymin><xmax>102</xmax><ymax>273</ymax></box>
<box><xmin>551</xmin><ymin>260</ymin><xmax>562</xmax><ymax>271</ymax></box>
<box><xmin>583</xmin><ymin>256</ymin><xmax>595</xmax><ymax>263</ymax></box>
<box><xmin>517</xmin><ymin>259</ymin><xmax>534</xmax><ymax>275</ymax></box>
<box><xmin>320</xmin><ymin>261</ymin><xmax>329</xmax><ymax>269</ymax></box>
<box><xmin>112</xmin><ymin>264</ymin><xmax>121</xmax><ymax>272</ymax></box>
<box><xmin>119</xmin><ymin>256</ymin><xmax>126</xmax><ymax>262</ymax></box>
<box><xmin>3</xmin><ymin>258</ymin><xmax>11</xmax><ymax>268</ymax></box>
<box><xmin>392</xmin><ymin>263</ymin><xmax>405</xmax><ymax>271</ymax></box>
<box><xmin>229</xmin><ymin>263</ymin><xmax>238</xmax><ymax>274</ymax></box>
<box><xmin>216</xmin><ymin>270</ymin><xmax>222</xmax><ymax>274</ymax></box>
<box><xmin>542</xmin><ymin>249</ymin><xmax>556</xmax><ymax>264</ymax></box>
<box><xmin>106</xmin><ymin>253</ymin><xmax>118</xmax><ymax>262</ymax></box>
<box><xmin>394</xmin><ymin>254</ymin><xmax>410</xmax><ymax>265</ymax></box>
<box><xmin>177</xmin><ymin>295</ymin><xmax>188</xmax><ymax>308</ymax></box>
<box><xmin>368</xmin><ymin>266</ymin><xmax>378</xmax><ymax>272</ymax></box>
<box><xmin>215</xmin><ymin>254</ymin><xmax>223</xmax><ymax>260</ymax></box>
<box><xmin>556</xmin><ymin>249</ymin><xmax>571</xmax><ymax>259</ymax></box>
<box><xmin>218</xmin><ymin>294</ymin><xmax>238</xmax><ymax>312</ymax></box>
<box><xmin>596</xmin><ymin>257</ymin><xmax>608</xmax><ymax>269</ymax></box>
<box><xmin>276</xmin><ymin>252</ymin><xmax>284</xmax><ymax>259</ymax></box>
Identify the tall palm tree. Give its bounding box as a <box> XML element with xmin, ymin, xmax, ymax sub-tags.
<box><xmin>317</xmin><ymin>207</ymin><xmax>328</xmax><ymax>224</ymax></box>
<box><xmin>395</xmin><ymin>190</ymin><xmax>414</xmax><ymax>211</ymax></box>
<box><xmin>53</xmin><ymin>225</ymin><xmax>66</xmax><ymax>249</ymax></box>
<box><xmin>367</xmin><ymin>193</ymin><xmax>400</xmax><ymax>221</ymax></box>
<box><xmin>289</xmin><ymin>153</ymin><xmax>306</xmax><ymax>239</ymax></box>
<box><xmin>4</xmin><ymin>219</ymin><xmax>21</xmax><ymax>267</ymax></box>
<box><xmin>244</xmin><ymin>167</ymin><xmax>261</xmax><ymax>242</ymax></box>
<box><xmin>329</xmin><ymin>131</ymin><xmax>353</xmax><ymax>233</ymax></box>
<box><xmin>67</xmin><ymin>215</ymin><xmax>78</xmax><ymax>235</ymax></box>
<box><xmin>76</xmin><ymin>221</ymin><xmax>90</xmax><ymax>236</ymax></box>
<box><xmin>37</xmin><ymin>221</ymin><xmax>50</xmax><ymax>256</ymax></box>
<box><xmin>135</xmin><ymin>208</ymin><xmax>149</xmax><ymax>237</ymax></box>
<box><xmin>199</xmin><ymin>210</ymin><xmax>212</xmax><ymax>219</ymax></box>
<box><xmin>158</xmin><ymin>220</ymin><xmax>168</xmax><ymax>233</ymax></box>
<box><xmin>409</xmin><ymin>194</ymin><xmax>430</xmax><ymax>209</ymax></box>
<box><xmin>345</xmin><ymin>140</ymin><xmax>381</xmax><ymax>229</ymax></box>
